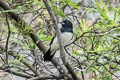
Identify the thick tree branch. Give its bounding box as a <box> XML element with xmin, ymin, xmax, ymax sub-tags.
<box><xmin>0</xmin><ymin>0</ymin><xmax>20</xmax><ymax>22</ymax></box>
<box><xmin>43</xmin><ymin>0</ymin><xmax>80</xmax><ymax>80</ymax></box>
<box><xmin>0</xmin><ymin>0</ymin><xmax>72</xmax><ymax>79</ymax></box>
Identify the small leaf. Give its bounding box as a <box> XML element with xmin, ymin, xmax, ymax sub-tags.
<box><xmin>18</xmin><ymin>54</ymin><xmax>24</xmax><ymax>62</ymax></box>
<box><xmin>95</xmin><ymin>1</ymin><xmax>109</xmax><ymax>20</ymax></box>
<box><xmin>59</xmin><ymin>9</ymin><xmax>65</xmax><ymax>17</ymax></box>
<box><xmin>69</xmin><ymin>1</ymin><xmax>79</xmax><ymax>9</ymax></box>
<box><xmin>72</xmin><ymin>47</ymin><xmax>79</xmax><ymax>56</ymax></box>
<box><xmin>97</xmin><ymin>45</ymin><xmax>104</xmax><ymax>52</ymax></box>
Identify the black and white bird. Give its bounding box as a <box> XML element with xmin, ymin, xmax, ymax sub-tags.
<box><xmin>44</xmin><ymin>19</ymin><xmax>73</xmax><ymax>61</ymax></box>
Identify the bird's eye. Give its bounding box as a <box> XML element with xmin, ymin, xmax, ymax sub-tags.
<box><xmin>66</xmin><ymin>21</ymin><xmax>69</xmax><ymax>23</ymax></box>
<box><xmin>61</xmin><ymin>20</ymin><xmax>70</xmax><ymax>24</ymax></box>
<box><xmin>64</xmin><ymin>21</ymin><xmax>68</xmax><ymax>23</ymax></box>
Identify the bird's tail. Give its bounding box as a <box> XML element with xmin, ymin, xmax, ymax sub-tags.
<box><xmin>43</xmin><ymin>48</ymin><xmax>54</xmax><ymax>61</ymax></box>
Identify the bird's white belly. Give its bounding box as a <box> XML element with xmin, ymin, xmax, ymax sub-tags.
<box><xmin>50</xmin><ymin>32</ymin><xmax>73</xmax><ymax>53</ymax></box>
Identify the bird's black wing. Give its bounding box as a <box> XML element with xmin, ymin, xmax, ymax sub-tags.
<box><xmin>49</xmin><ymin>34</ymin><xmax>56</xmax><ymax>46</ymax></box>
<box><xmin>44</xmin><ymin>34</ymin><xmax>56</xmax><ymax>61</ymax></box>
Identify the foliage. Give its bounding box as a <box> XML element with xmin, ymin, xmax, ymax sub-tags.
<box><xmin>0</xmin><ymin>0</ymin><xmax>120</xmax><ymax>80</ymax></box>
<box><xmin>72</xmin><ymin>1</ymin><xmax>120</xmax><ymax>80</ymax></box>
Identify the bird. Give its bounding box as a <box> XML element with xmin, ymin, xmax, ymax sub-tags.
<box><xmin>43</xmin><ymin>19</ymin><xmax>73</xmax><ymax>61</ymax></box>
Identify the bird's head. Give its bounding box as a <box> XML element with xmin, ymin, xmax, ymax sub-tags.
<box><xmin>60</xmin><ymin>19</ymin><xmax>73</xmax><ymax>33</ymax></box>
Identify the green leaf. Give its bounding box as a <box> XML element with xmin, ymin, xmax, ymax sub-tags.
<box><xmin>95</xmin><ymin>1</ymin><xmax>109</xmax><ymax>20</ymax></box>
<box><xmin>18</xmin><ymin>54</ymin><xmax>24</xmax><ymax>62</ymax></box>
<box><xmin>68</xmin><ymin>1</ymin><xmax>79</xmax><ymax>9</ymax></box>
<box><xmin>10</xmin><ymin>27</ymin><xmax>18</xmax><ymax>33</ymax></box>
<box><xmin>113</xmin><ymin>8</ymin><xmax>117</xmax><ymax>23</ymax></box>
<box><xmin>59</xmin><ymin>9</ymin><xmax>65</xmax><ymax>17</ymax></box>
<box><xmin>38</xmin><ymin>29</ymin><xmax>53</xmax><ymax>43</ymax></box>
<box><xmin>65</xmin><ymin>0</ymin><xmax>70</xmax><ymax>3</ymax></box>
<box><xmin>72</xmin><ymin>47</ymin><xmax>80</xmax><ymax>56</ymax></box>
<box><xmin>97</xmin><ymin>45</ymin><xmax>104</xmax><ymax>52</ymax></box>
<box><xmin>52</xmin><ymin>4</ymin><xmax>65</xmax><ymax>17</ymax></box>
<box><xmin>34</xmin><ymin>0</ymin><xmax>45</xmax><ymax>7</ymax></box>
<box><xmin>104</xmin><ymin>6</ymin><xmax>110</xmax><ymax>19</ymax></box>
<box><xmin>79</xmin><ymin>19</ymin><xmax>90</xmax><ymax>32</ymax></box>
<box><xmin>0</xmin><ymin>9</ymin><xmax>17</xmax><ymax>13</ymax></box>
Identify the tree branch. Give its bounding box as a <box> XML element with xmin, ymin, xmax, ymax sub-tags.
<box><xmin>0</xmin><ymin>44</ymin><xmax>39</xmax><ymax>76</ymax></box>
<box><xmin>0</xmin><ymin>0</ymin><xmax>72</xmax><ymax>79</ymax></box>
<box><xmin>43</xmin><ymin>0</ymin><xmax>80</xmax><ymax>80</ymax></box>
<box><xmin>5</xmin><ymin>13</ymin><xmax>10</xmax><ymax>65</ymax></box>
<box><xmin>0</xmin><ymin>67</ymin><xmax>32</xmax><ymax>78</ymax></box>
<box><xmin>28</xmin><ymin>75</ymin><xmax>64</xmax><ymax>80</ymax></box>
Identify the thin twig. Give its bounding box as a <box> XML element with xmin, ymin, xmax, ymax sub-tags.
<box><xmin>5</xmin><ymin>13</ymin><xmax>11</xmax><ymax>65</ymax></box>
<box><xmin>27</xmin><ymin>75</ymin><xmax>64</xmax><ymax>80</ymax></box>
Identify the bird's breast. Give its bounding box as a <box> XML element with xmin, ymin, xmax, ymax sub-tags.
<box><xmin>61</xmin><ymin>32</ymin><xmax>73</xmax><ymax>45</ymax></box>
<box><xmin>50</xmin><ymin>32</ymin><xmax>73</xmax><ymax>54</ymax></box>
